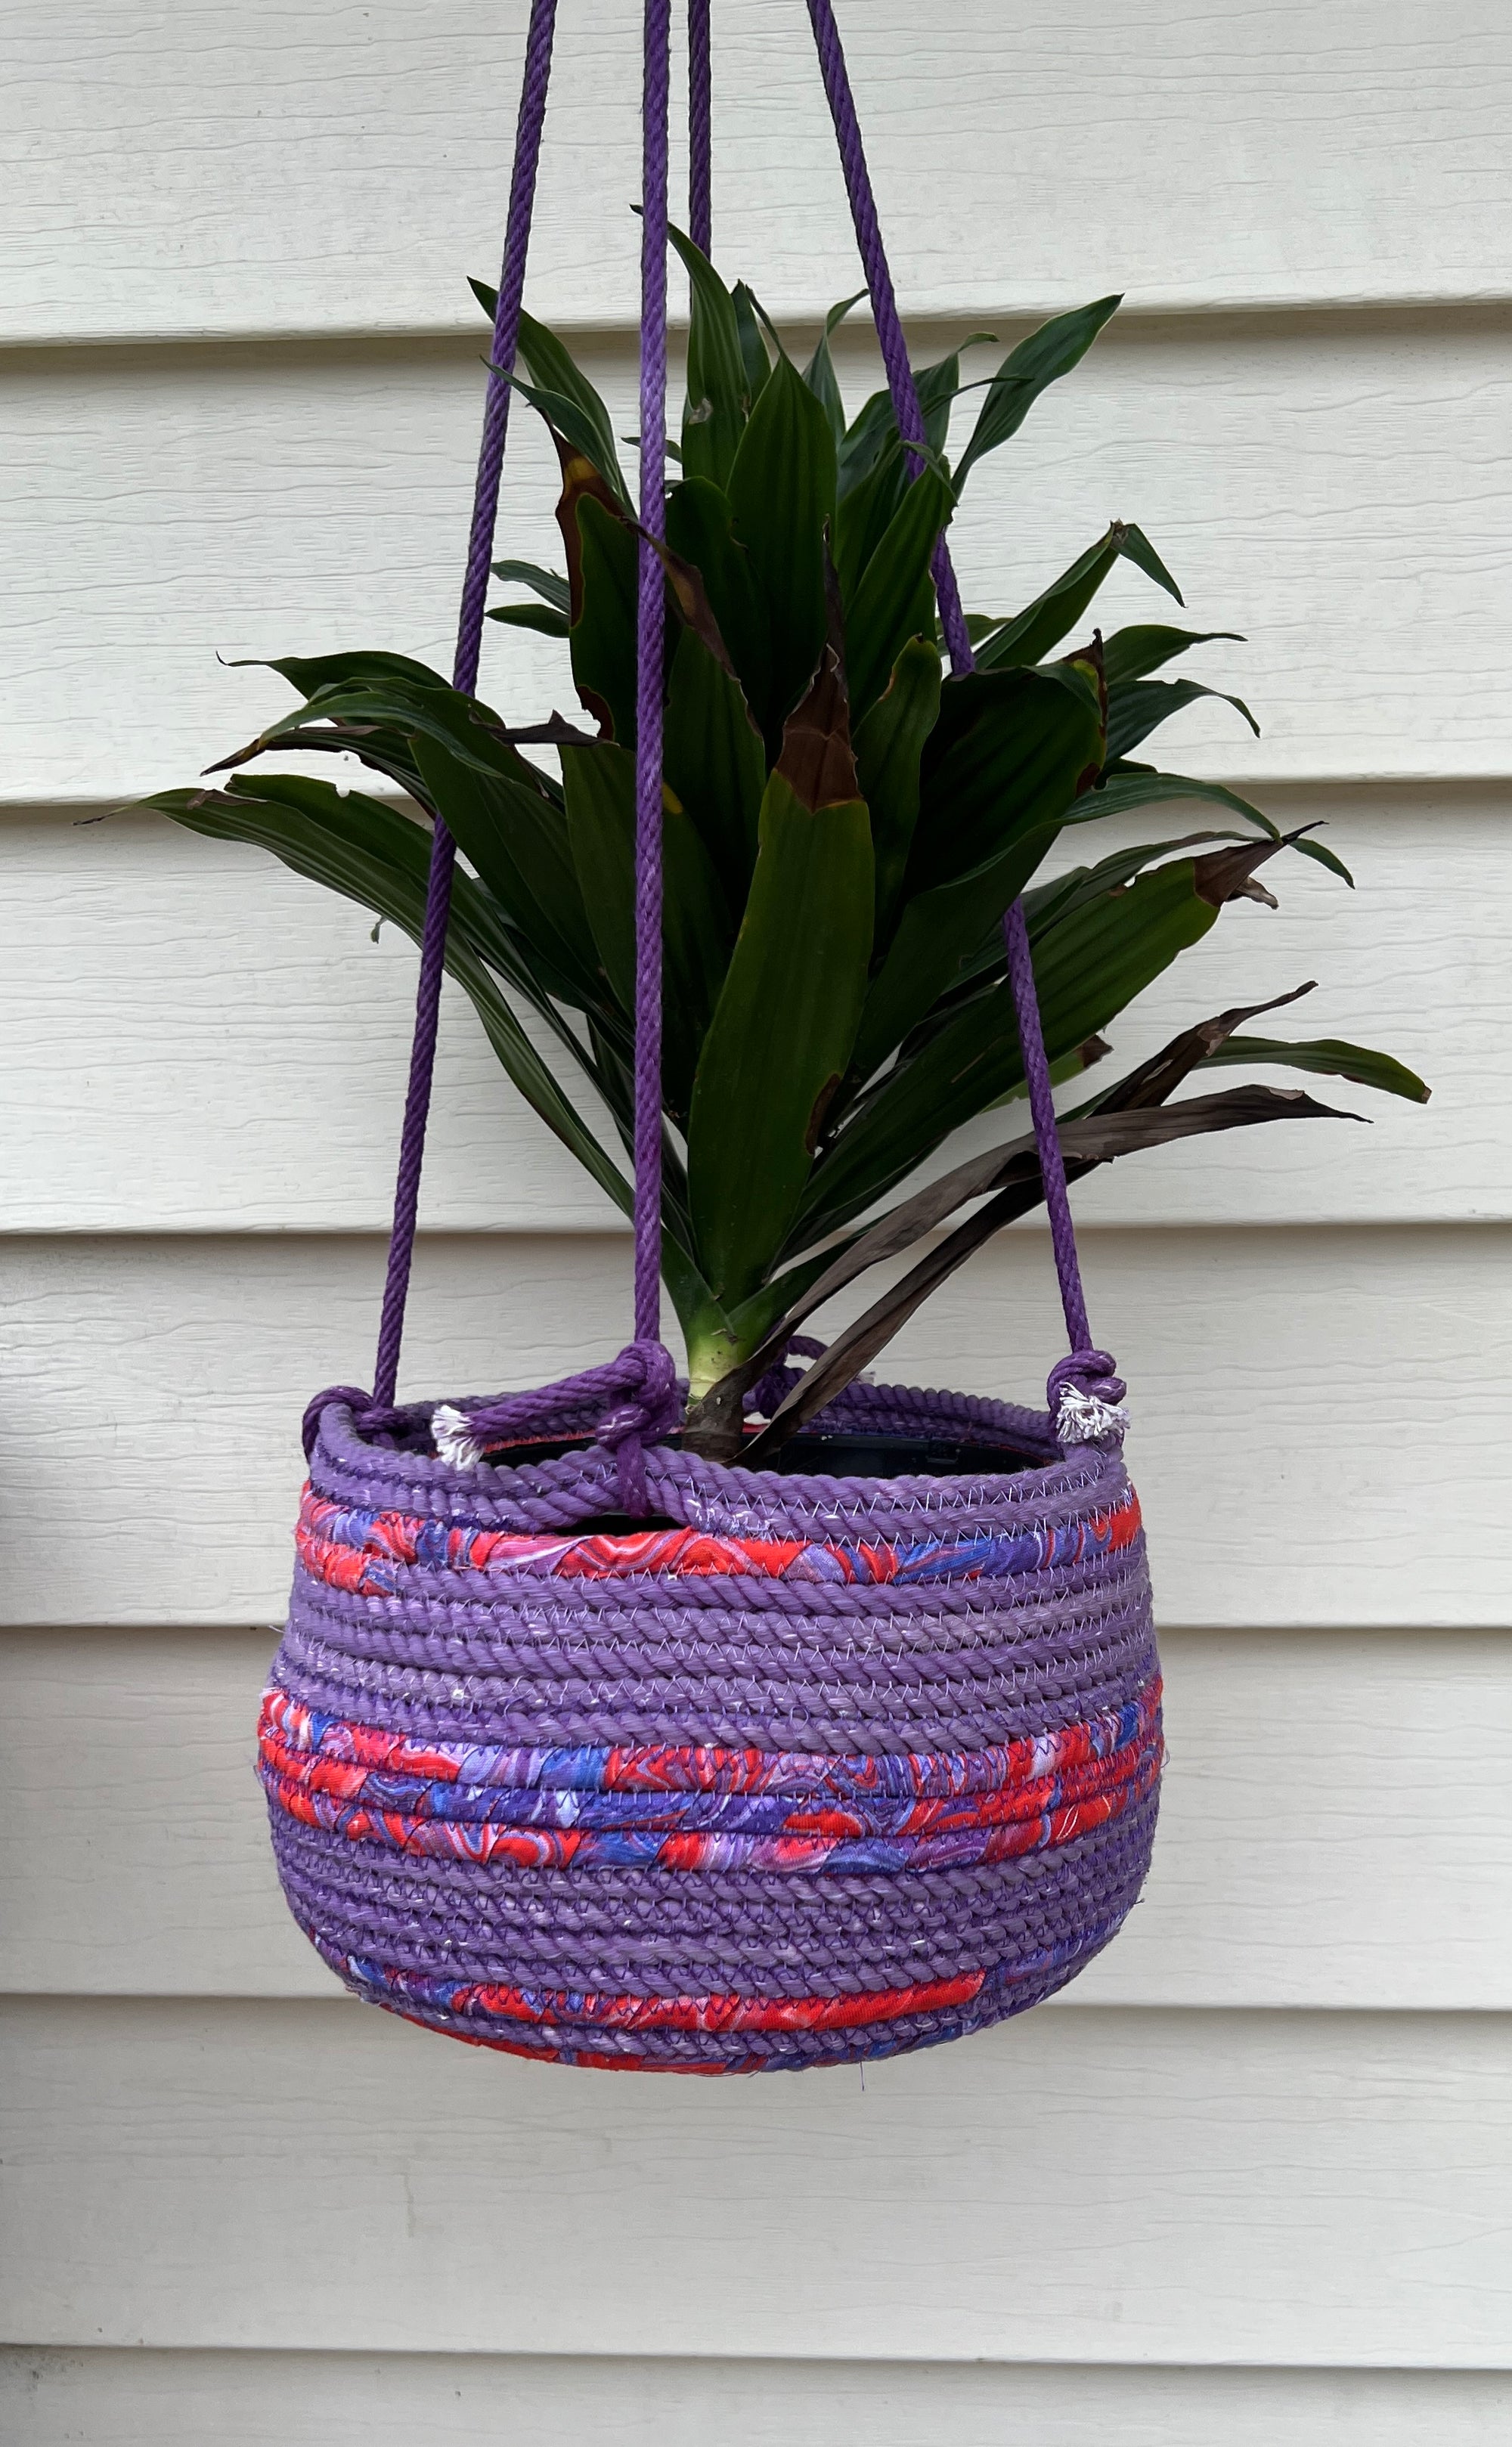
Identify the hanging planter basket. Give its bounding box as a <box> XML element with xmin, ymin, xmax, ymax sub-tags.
<box><xmin>268</xmin><ymin>1375</ymin><xmax>1158</xmax><ymax>2071</ymax></box>
<box><xmin>249</xmin><ymin>0</ymin><xmax>1167</xmax><ymax>2072</ymax></box>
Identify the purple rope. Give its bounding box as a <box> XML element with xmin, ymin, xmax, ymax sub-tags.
<box><xmin>688</xmin><ymin>0</ymin><xmax>712</xmax><ymax>256</ymax></box>
<box><xmin>371</xmin><ymin>0</ymin><xmax>558</xmax><ymax>1408</ymax></box>
<box><xmin>804</xmin><ymin>0</ymin><xmax>972</xmax><ymax>678</ymax></box>
<box><xmin>633</xmin><ymin>0</ymin><xmax>672</xmax><ymax>1354</ymax></box>
<box><xmin>804</xmin><ymin>0</ymin><xmax>1110</xmax><ymax>1409</ymax></box>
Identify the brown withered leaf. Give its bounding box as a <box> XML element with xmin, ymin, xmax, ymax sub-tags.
<box><xmin>1092</xmin><ymin>980</ymin><xmax>1316</xmax><ymax>1112</ymax></box>
<box><xmin>633</xmin><ymin>525</ymin><xmax>742</xmax><ymax>680</ymax></box>
<box><xmin>495</xmin><ymin>711</ymin><xmax>602</xmax><ymax>748</ymax></box>
<box><xmin>1191</xmin><ymin>822</ymin><xmax>1322</xmax><ymax>910</ymax></box>
<box><xmin>741</xmin><ymin>1083</ymin><xmax>1359</xmax><ymax>1461</ymax></box>
<box><xmin>775</xmin><ymin>648</ymin><xmax>859</xmax><ymax>811</ymax></box>
<box><xmin>550</xmin><ymin>432</ymin><xmax>624</xmax><ymax>627</ymax></box>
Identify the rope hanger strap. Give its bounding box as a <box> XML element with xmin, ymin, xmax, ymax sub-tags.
<box><xmin>364</xmin><ymin>0</ymin><xmax>1123</xmax><ymax>1477</ymax></box>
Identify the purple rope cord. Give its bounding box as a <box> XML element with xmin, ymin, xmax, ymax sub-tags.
<box><xmin>804</xmin><ymin>0</ymin><xmax>1119</xmax><ymax>1420</ymax></box>
<box><xmin>633</xmin><ymin>0</ymin><xmax>672</xmax><ymax>1355</ymax></box>
<box><xmin>371</xmin><ymin>0</ymin><xmax>558</xmax><ymax>1408</ymax></box>
<box><xmin>688</xmin><ymin>0</ymin><xmax>712</xmax><ymax>256</ymax></box>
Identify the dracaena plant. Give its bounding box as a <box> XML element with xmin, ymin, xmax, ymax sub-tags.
<box><xmin>145</xmin><ymin>236</ymin><xmax>1426</xmax><ymax>1462</ymax></box>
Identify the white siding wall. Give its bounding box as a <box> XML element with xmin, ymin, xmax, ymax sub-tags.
<box><xmin>2</xmin><ymin>4</ymin><xmax>1510</xmax><ymax>2437</ymax></box>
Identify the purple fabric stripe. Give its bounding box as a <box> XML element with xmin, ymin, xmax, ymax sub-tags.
<box><xmin>372</xmin><ymin>0</ymin><xmax>557</xmax><ymax>1406</ymax></box>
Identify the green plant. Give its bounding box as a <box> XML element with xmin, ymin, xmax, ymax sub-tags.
<box><xmin>145</xmin><ymin>240</ymin><xmax>1426</xmax><ymax>1460</ymax></box>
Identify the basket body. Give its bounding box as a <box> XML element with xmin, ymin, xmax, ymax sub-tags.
<box><xmin>262</xmin><ymin>1388</ymin><xmax>1160</xmax><ymax>2073</ymax></box>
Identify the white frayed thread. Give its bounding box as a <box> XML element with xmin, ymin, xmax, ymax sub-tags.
<box><xmin>1056</xmin><ymin>1385</ymin><xmax>1129</xmax><ymax>1445</ymax></box>
<box><xmin>431</xmin><ymin>1403</ymin><xmax>485</xmax><ymax>1469</ymax></box>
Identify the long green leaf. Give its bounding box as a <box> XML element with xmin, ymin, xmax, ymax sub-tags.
<box><xmin>835</xmin><ymin>344</ymin><xmax>989</xmax><ymax>504</ymax></box>
<box><xmin>665</xmin><ymin>475</ymin><xmax>771</xmax><ymax>748</ymax></box>
<box><xmin>909</xmin><ymin>662</ymin><xmax>1103</xmax><ymax>889</ymax></box>
<box><xmin>724</xmin><ymin>353</ymin><xmax>837</xmax><ymax>753</ymax></box>
<box><xmin>1106</xmin><ymin>675</ymin><xmax>1259</xmax><ymax>763</ymax></box>
<box><xmin>494</xmin><ymin>367</ymin><xmax>628</xmax><ymax>505</ymax></box>
<box><xmin>667</xmin><ymin>222</ymin><xmax>750</xmax><ymax>488</ymax></box>
<box><xmin>662</xmin><ymin>622</ymin><xmax>767</xmax><ymax>908</ymax></box>
<box><xmin>570</xmin><ymin>492</ymin><xmax>641</xmax><ymax>745</ymax></box>
<box><xmin>1290</xmin><ymin>835</ymin><xmax>1356</xmax><ymax>887</ymax></box>
<box><xmin>1082</xmin><ymin>765</ymin><xmax>1278</xmax><ymax>838</ymax></box>
<box><xmin>802</xmin><ymin>289</ymin><xmax>867</xmax><ymax>446</ymax></box>
<box><xmin>687</xmin><ymin>766</ymin><xmax>873</xmax><ymax>1301</ymax></box>
<box><xmin>408</xmin><ymin>733</ymin><xmax>604</xmax><ymax>1008</ymax></box>
<box><xmin>850</xmin><ymin>664</ymin><xmax>1102</xmax><ymax>1082</ymax></box>
<box><xmin>1201</xmin><ymin>1033</ymin><xmax>1429</xmax><ymax>1103</ymax></box>
<box><xmin>147</xmin><ymin>776</ymin><xmax>634</xmax><ymax>1218</ymax></box>
<box><xmin>486</xmin><ymin>601</ymin><xmax>570</xmax><ymax>637</ymax></box>
<box><xmin>1017</xmin><ymin>830</ymin><xmax>1252</xmax><ymax>963</ymax></box>
<box><xmin>1101</xmin><ymin>624</ymin><xmax>1243</xmax><ymax>686</ymax></box>
<box><xmin>974</xmin><ymin>523</ymin><xmax>1182</xmax><ymax>671</ymax></box>
<box><xmin>228</xmin><ymin>668</ymin><xmax>599</xmax><ymax>993</ymax></box>
<box><xmin>248</xmin><ymin>647</ymin><xmax>452</xmax><ymax>698</ymax></box>
<box><xmin>844</xmin><ymin>461</ymin><xmax>955</xmax><ymax>719</ymax></box>
<box><xmin>560</xmin><ymin>739</ymin><xmax>734</xmax><ymax>1120</ymax></box>
<box><xmin>731</xmin><ymin>281</ymin><xmax>772</xmax><ymax>407</ymax></box>
<box><xmin>491</xmin><ymin>559</ymin><xmax>571</xmax><ymax>615</ymax></box>
<box><xmin>955</xmin><ymin>296</ymin><xmax>1120</xmax><ymax>487</ymax></box>
<box><xmin>793</xmin><ymin>854</ymin><xmax>1221</xmax><ymax>1246</ymax></box>
<box><xmin>471</xmin><ymin>278</ymin><xmax>628</xmax><ymax>504</ymax></box>
<box><xmin>852</xmin><ymin>637</ymin><xmax>943</xmax><ymax>948</ymax></box>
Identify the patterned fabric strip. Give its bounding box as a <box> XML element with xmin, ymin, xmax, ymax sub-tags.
<box><xmin>311</xmin><ymin>1937</ymin><xmax>987</xmax><ymax>2033</ymax></box>
<box><xmin>260</xmin><ymin>1715</ymin><xmax>1152</xmax><ymax>1839</ymax></box>
<box><xmin>260</xmin><ymin>1702</ymin><xmax>1162</xmax><ymax>1874</ymax></box>
<box><xmin>294</xmin><ymin>1484</ymin><xmax>1142</xmax><ymax>1596</ymax></box>
<box><xmin>305</xmin><ymin>1918</ymin><xmax>1119</xmax><ymax>2071</ymax></box>
<box><xmin>260</xmin><ymin>1675</ymin><xmax>1160</xmax><ymax>1801</ymax></box>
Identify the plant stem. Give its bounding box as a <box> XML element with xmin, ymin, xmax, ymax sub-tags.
<box><xmin>681</xmin><ymin>1369</ymin><xmax>747</xmax><ymax>1463</ymax></box>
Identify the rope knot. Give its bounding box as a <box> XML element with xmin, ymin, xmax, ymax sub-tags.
<box><xmin>1047</xmin><ymin>1349</ymin><xmax>1129</xmax><ymax>1449</ymax></box>
<box><xmin>593</xmin><ymin>1340</ymin><xmax>682</xmax><ymax>1513</ymax></box>
<box><xmin>430</xmin><ymin>1340</ymin><xmax>682</xmax><ymax>1514</ymax></box>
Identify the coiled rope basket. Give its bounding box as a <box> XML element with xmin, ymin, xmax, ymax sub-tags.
<box><xmin>256</xmin><ymin>0</ymin><xmax>1163</xmax><ymax>2073</ymax></box>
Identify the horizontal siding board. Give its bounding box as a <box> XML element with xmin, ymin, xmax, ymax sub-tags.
<box><xmin>5</xmin><ymin>324</ymin><xmax>1512</xmax><ymax>798</ymax></box>
<box><xmin>5</xmin><ymin>2</ymin><xmax>1512</xmax><ymax>342</ymax></box>
<box><xmin>5</xmin><ymin>1625</ymin><xmax>1508</xmax><ymax>2009</ymax></box>
<box><xmin>0</xmin><ymin>1227</ymin><xmax>1505</xmax><ymax>1632</ymax></box>
<box><xmin>0</xmin><ymin>795</ymin><xmax>1478</xmax><ymax>1232</ymax></box>
<box><xmin>2</xmin><ymin>1997</ymin><xmax>1507</xmax><ymax>2362</ymax></box>
<box><xmin>4</xmin><ymin>2349</ymin><xmax>1510</xmax><ymax>2445</ymax></box>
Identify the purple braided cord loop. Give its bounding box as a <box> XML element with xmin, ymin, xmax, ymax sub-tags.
<box><xmin>1002</xmin><ymin>895</ymin><xmax>1089</xmax><ymax>1356</ymax></box>
<box><xmin>620</xmin><ymin>0</ymin><xmax>676</xmax><ymax>1504</ymax></box>
<box><xmin>688</xmin><ymin>0</ymin><xmax>712</xmax><ymax>255</ymax></box>
<box><xmin>301</xmin><ymin>1385</ymin><xmax>378</xmax><ymax>1468</ymax></box>
<box><xmin>747</xmin><ymin>1332</ymin><xmax>827</xmax><ymax>1420</ymax></box>
<box><xmin>370</xmin><ymin>0</ymin><xmax>558</xmax><ymax>1408</ymax></box>
<box><xmin>805</xmin><ymin>0</ymin><xmax>1112</xmax><ymax>1426</ymax></box>
<box><xmin>804</xmin><ymin>0</ymin><xmax>972</xmax><ymax>678</ymax></box>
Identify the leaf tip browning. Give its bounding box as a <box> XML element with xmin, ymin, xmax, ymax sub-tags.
<box><xmin>775</xmin><ymin>647</ymin><xmax>860</xmax><ymax>810</ymax></box>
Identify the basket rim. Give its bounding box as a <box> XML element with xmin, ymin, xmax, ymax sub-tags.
<box><xmin>307</xmin><ymin>1382</ymin><xmax>1129</xmax><ymax>1547</ymax></box>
